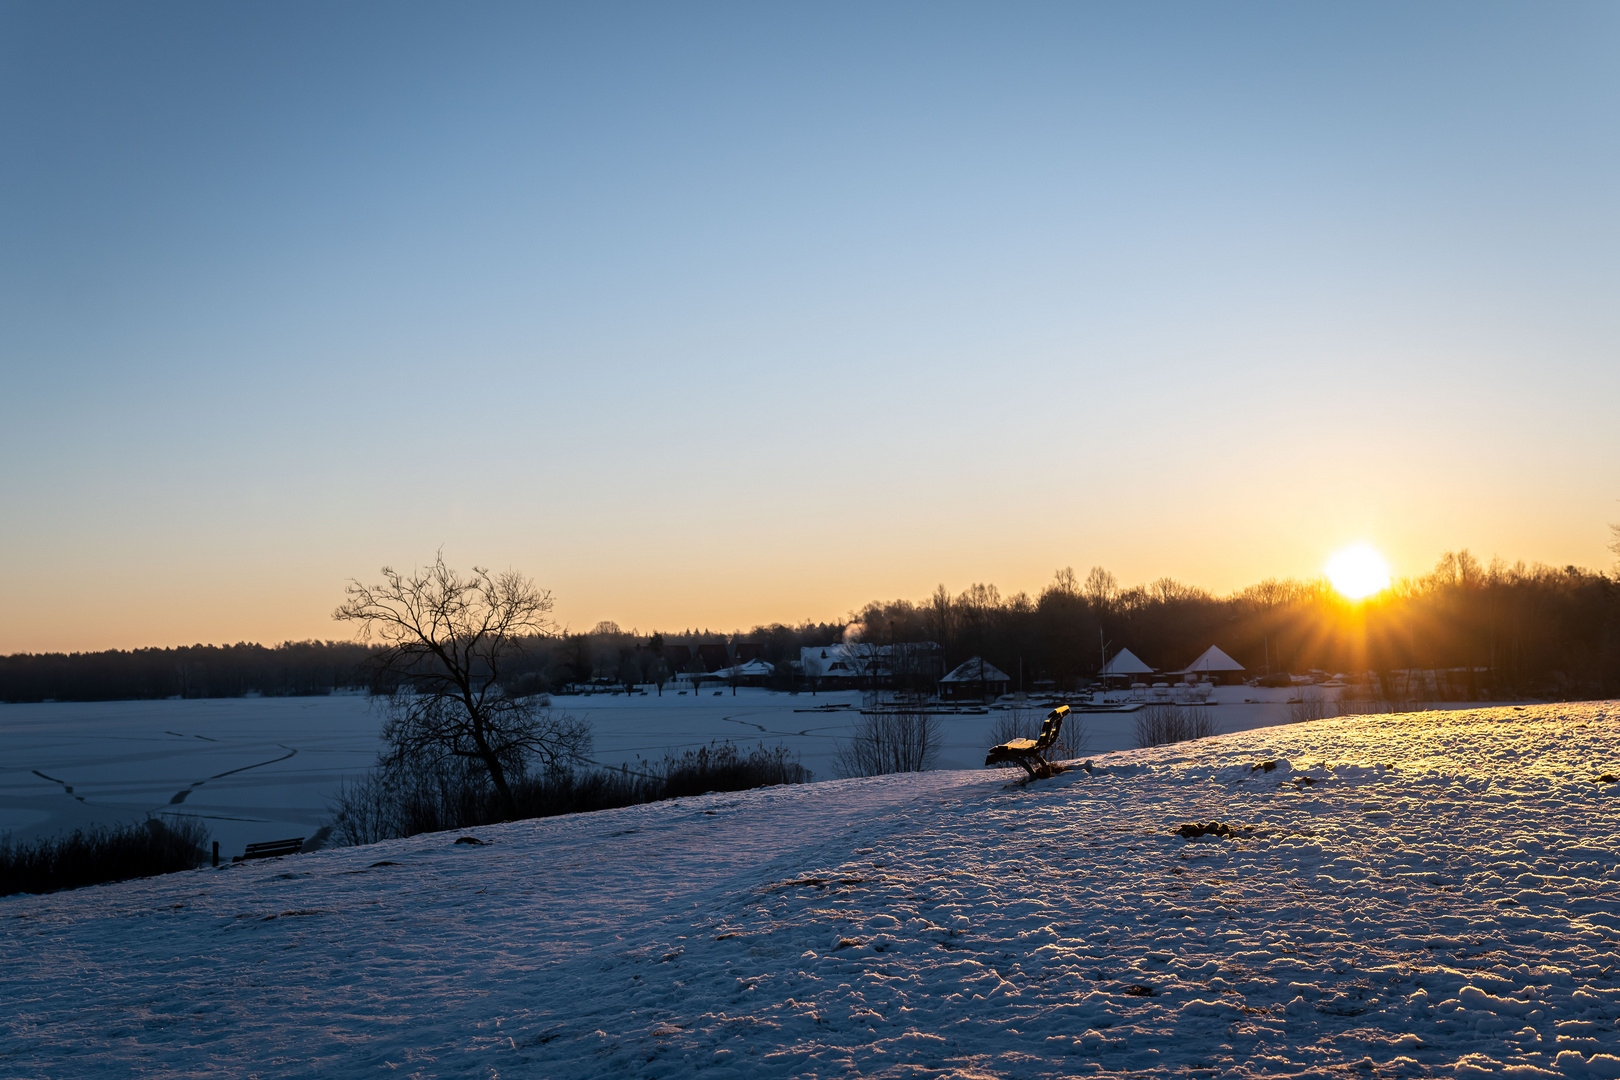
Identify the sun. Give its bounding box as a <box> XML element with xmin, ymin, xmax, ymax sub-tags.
<box><xmin>1325</xmin><ymin>544</ymin><xmax>1391</xmax><ymax>600</ymax></box>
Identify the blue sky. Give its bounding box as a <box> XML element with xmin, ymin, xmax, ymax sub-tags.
<box><xmin>2</xmin><ymin>2</ymin><xmax>1617</xmax><ymax>650</ymax></box>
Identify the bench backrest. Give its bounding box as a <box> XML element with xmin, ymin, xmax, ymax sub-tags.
<box><xmin>1033</xmin><ymin>705</ymin><xmax>1069</xmax><ymax>751</ymax></box>
<box><xmin>242</xmin><ymin>838</ymin><xmax>304</xmax><ymax>860</ymax></box>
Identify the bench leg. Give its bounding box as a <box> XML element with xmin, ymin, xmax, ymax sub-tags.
<box><xmin>999</xmin><ymin>754</ymin><xmax>1065</xmax><ymax>782</ymax></box>
<box><xmin>1028</xmin><ymin>755</ymin><xmax>1063</xmax><ymax>780</ymax></box>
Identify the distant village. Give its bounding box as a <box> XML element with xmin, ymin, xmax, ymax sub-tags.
<box><xmin>8</xmin><ymin>549</ymin><xmax>1606</xmax><ymax>705</ymax></box>
<box><xmin>589</xmin><ymin>639</ymin><xmax>1265</xmax><ymax>701</ymax></box>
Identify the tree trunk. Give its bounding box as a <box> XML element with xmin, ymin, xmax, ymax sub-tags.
<box><xmin>480</xmin><ymin>749</ymin><xmax>516</xmax><ymax>815</ymax></box>
<box><xmin>465</xmin><ymin>712</ymin><xmax>517</xmax><ymax>815</ymax></box>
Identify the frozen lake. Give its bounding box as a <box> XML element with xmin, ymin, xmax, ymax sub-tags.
<box><xmin>0</xmin><ymin>686</ymin><xmax>1347</xmax><ymax>857</ymax></box>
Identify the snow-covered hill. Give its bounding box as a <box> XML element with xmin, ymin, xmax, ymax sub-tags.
<box><xmin>6</xmin><ymin>702</ymin><xmax>1620</xmax><ymax>1078</ymax></box>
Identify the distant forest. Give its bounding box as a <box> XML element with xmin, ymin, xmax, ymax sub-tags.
<box><xmin>0</xmin><ymin>640</ymin><xmax>380</xmax><ymax>703</ymax></box>
<box><xmin>3</xmin><ymin>550</ymin><xmax>1617</xmax><ymax>704</ymax></box>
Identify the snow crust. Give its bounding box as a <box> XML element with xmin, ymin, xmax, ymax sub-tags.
<box><xmin>6</xmin><ymin>702</ymin><xmax>1620</xmax><ymax>1078</ymax></box>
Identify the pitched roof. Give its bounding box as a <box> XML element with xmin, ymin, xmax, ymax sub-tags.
<box><xmin>940</xmin><ymin>657</ymin><xmax>1011</xmax><ymax>683</ymax></box>
<box><xmin>1099</xmin><ymin>647</ymin><xmax>1153</xmax><ymax>676</ymax></box>
<box><xmin>711</xmin><ymin>659</ymin><xmax>776</xmax><ymax>679</ymax></box>
<box><xmin>1181</xmin><ymin>645</ymin><xmax>1245</xmax><ymax>673</ymax></box>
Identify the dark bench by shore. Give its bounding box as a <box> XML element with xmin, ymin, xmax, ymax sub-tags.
<box><xmin>233</xmin><ymin>837</ymin><xmax>305</xmax><ymax>863</ymax></box>
<box><xmin>985</xmin><ymin>705</ymin><xmax>1070</xmax><ymax>780</ymax></box>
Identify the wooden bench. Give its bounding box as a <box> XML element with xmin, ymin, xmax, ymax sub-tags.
<box><xmin>985</xmin><ymin>705</ymin><xmax>1071</xmax><ymax>780</ymax></box>
<box><xmin>233</xmin><ymin>837</ymin><xmax>305</xmax><ymax>863</ymax></box>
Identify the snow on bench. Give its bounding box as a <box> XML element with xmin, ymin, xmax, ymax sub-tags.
<box><xmin>984</xmin><ymin>705</ymin><xmax>1070</xmax><ymax>780</ymax></box>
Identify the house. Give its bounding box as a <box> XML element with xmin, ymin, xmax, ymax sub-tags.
<box><xmin>1174</xmin><ymin>645</ymin><xmax>1246</xmax><ymax>685</ymax></box>
<box><xmin>797</xmin><ymin>642</ymin><xmax>945</xmax><ymax>689</ymax></box>
<box><xmin>1099</xmin><ymin>648</ymin><xmax>1154</xmax><ymax>683</ymax></box>
<box><xmin>799</xmin><ymin>644</ymin><xmax>878</xmax><ymax>686</ymax></box>
<box><xmin>697</xmin><ymin>643</ymin><xmax>730</xmax><ymax>673</ymax></box>
<box><xmin>939</xmin><ymin>657</ymin><xmax>1011</xmax><ymax>700</ymax></box>
<box><xmin>707</xmin><ymin>658</ymin><xmax>777</xmax><ymax>688</ymax></box>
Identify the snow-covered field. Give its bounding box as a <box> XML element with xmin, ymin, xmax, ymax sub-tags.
<box><xmin>6</xmin><ymin>702</ymin><xmax>1620</xmax><ymax>1078</ymax></box>
<box><xmin>1</xmin><ymin>686</ymin><xmax>1326</xmax><ymax>855</ymax></box>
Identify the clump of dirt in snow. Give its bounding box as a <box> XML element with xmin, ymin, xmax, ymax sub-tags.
<box><xmin>1215</xmin><ymin>759</ymin><xmax>1298</xmax><ymax>784</ymax></box>
<box><xmin>1176</xmin><ymin>821</ymin><xmax>1250</xmax><ymax>839</ymax></box>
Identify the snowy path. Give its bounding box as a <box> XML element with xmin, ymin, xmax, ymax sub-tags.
<box><xmin>6</xmin><ymin>703</ymin><xmax>1620</xmax><ymax>1078</ymax></box>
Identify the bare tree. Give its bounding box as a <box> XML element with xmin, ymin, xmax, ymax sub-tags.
<box><xmin>333</xmin><ymin>553</ymin><xmax>590</xmax><ymax>813</ymax></box>
<box><xmin>927</xmin><ymin>584</ymin><xmax>955</xmax><ymax>670</ymax></box>
<box><xmin>833</xmin><ymin>708</ymin><xmax>940</xmax><ymax>777</ymax></box>
<box><xmin>1083</xmin><ymin>566</ymin><xmax>1119</xmax><ymax>612</ymax></box>
<box><xmin>648</xmin><ymin>656</ymin><xmax>671</xmax><ymax>695</ymax></box>
<box><xmin>648</xmin><ymin>633</ymin><xmax>671</xmax><ymax>695</ymax></box>
<box><xmin>1049</xmin><ymin>566</ymin><xmax>1081</xmax><ymax>599</ymax></box>
<box><xmin>617</xmin><ymin>651</ymin><xmax>641</xmax><ymax>691</ymax></box>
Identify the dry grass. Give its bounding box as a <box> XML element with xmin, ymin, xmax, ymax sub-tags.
<box><xmin>1132</xmin><ymin>704</ymin><xmax>1219</xmax><ymax>748</ymax></box>
<box><xmin>1</xmin><ymin>818</ymin><xmax>210</xmax><ymax>897</ymax></box>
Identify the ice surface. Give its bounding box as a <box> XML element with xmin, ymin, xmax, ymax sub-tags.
<box><xmin>0</xmin><ymin>685</ymin><xmax>1343</xmax><ymax>854</ymax></box>
<box><xmin>0</xmin><ymin>695</ymin><xmax>383</xmax><ymax>856</ymax></box>
<box><xmin>4</xmin><ymin>702</ymin><xmax>1619</xmax><ymax>1077</ymax></box>
<box><xmin>0</xmin><ymin>683</ymin><xmax>1321</xmax><ymax>854</ymax></box>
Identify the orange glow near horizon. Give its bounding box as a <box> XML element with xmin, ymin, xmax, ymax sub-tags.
<box><xmin>1325</xmin><ymin>544</ymin><xmax>1392</xmax><ymax>601</ymax></box>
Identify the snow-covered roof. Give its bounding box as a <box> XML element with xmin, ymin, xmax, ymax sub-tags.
<box><xmin>1180</xmin><ymin>645</ymin><xmax>1245</xmax><ymax>673</ymax></box>
<box><xmin>939</xmin><ymin>656</ymin><xmax>1010</xmax><ymax>683</ymax></box>
<box><xmin>799</xmin><ymin>643</ymin><xmax>878</xmax><ymax>678</ymax></box>
<box><xmin>700</xmin><ymin>659</ymin><xmax>776</xmax><ymax>680</ymax></box>
<box><xmin>1099</xmin><ymin>647</ymin><xmax>1153</xmax><ymax>676</ymax></box>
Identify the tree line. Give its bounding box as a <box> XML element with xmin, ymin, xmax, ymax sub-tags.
<box><xmin>0</xmin><ymin>640</ymin><xmax>379</xmax><ymax>703</ymax></box>
<box><xmin>848</xmin><ymin>554</ymin><xmax>1619</xmax><ymax>702</ymax></box>
<box><xmin>4</xmin><ymin>549</ymin><xmax>1617</xmax><ymax>704</ymax></box>
<box><xmin>538</xmin><ymin>552</ymin><xmax>1620</xmax><ymax>702</ymax></box>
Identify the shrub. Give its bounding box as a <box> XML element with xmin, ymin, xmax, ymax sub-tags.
<box><xmin>1133</xmin><ymin>705</ymin><xmax>1219</xmax><ymax>748</ymax></box>
<box><xmin>984</xmin><ymin>706</ymin><xmax>1088</xmax><ymax>766</ymax></box>
<box><xmin>833</xmin><ymin>709</ymin><xmax>940</xmax><ymax>778</ymax></box>
<box><xmin>0</xmin><ymin>818</ymin><xmax>210</xmax><ymax>897</ymax></box>
<box><xmin>329</xmin><ymin>741</ymin><xmax>810</xmax><ymax>846</ymax></box>
<box><xmin>658</xmin><ymin>742</ymin><xmax>808</xmax><ymax>798</ymax></box>
<box><xmin>1333</xmin><ymin>696</ymin><xmax>1394</xmax><ymax>716</ymax></box>
<box><xmin>984</xmin><ymin>710</ymin><xmax>1037</xmax><ymax>756</ymax></box>
<box><xmin>1285</xmin><ymin>693</ymin><xmax>1329</xmax><ymax>724</ymax></box>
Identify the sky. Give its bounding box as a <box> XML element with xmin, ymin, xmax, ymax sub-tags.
<box><xmin>2</xmin><ymin>2</ymin><xmax>1618</xmax><ymax>653</ymax></box>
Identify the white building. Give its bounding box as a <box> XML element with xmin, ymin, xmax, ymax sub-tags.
<box><xmin>1099</xmin><ymin>647</ymin><xmax>1154</xmax><ymax>682</ymax></box>
<box><xmin>1174</xmin><ymin>645</ymin><xmax>1246</xmax><ymax>685</ymax></box>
